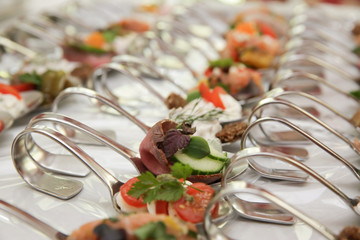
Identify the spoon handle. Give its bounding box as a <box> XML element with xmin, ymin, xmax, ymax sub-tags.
<box><xmin>0</xmin><ymin>200</ymin><xmax>68</xmax><ymax>240</ymax></box>
<box><xmin>52</xmin><ymin>87</ymin><xmax>151</xmax><ymax>133</ymax></box>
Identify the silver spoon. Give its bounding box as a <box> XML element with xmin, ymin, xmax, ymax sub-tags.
<box><xmin>241</xmin><ymin>116</ymin><xmax>360</xmax><ymax>182</ymax></box>
<box><xmin>249</xmin><ymin>88</ymin><xmax>360</xmax><ymax>155</ymax></box>
<box><xmin>0</xmin><ymin>199</ymin><xmax>68</xmax><ymax>240</ymax></box>
<box><xmin>204</xmin><ymin>180</ymin><xmax>338</xmax><ymax>240</ymax></box>
<box><xmin>223</xmin><ymin>147</ymin><xmax>360</xmax><ymax>216</ymax></box>
<box><xmin>279</xmin><ymin>53</ymin><xmax>358</xmax><ymax>83</ymax></box>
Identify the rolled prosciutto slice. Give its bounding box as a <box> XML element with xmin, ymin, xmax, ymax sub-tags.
<box><xmin>139</xmin><ymin>119</ymin><xmax>177</xmax><ymax>175</ymax></box>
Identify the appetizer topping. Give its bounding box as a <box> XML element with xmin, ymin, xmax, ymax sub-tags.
<box><xmin>14</xmin><ymin>69</ymin><xmax>77</xmax><ymax>105</ymax></box>
<box><xmin>204</xmin><ymin>61</ymin><xmax>264</xmax><ymax>99</ymax></box>
<box><xmin>216</xmin><ymin>121</ymin><xmax>248</xmax><ymax>143</ymax></box>
<box><xmin>165</xmin><ymin>92</ymin><xmax>187</xmax><ymax>109</ymax></box>
<box><xmin>139</xmin><ymin>119</ymin><xmax>178</xmax><ymax>175</ymax></box>
<box><xmin>68</xmin><ymin>212</ymin><xmax>196</xmax><ymax>240</ymax></box>
<box><xmin>172</xmin><ymin>182</ymin><xmax>216</xmax><ymax>223</ymax></box>
<box><xmin>0</xmin><ymin>83</ymin><xmax>26</xmax><ymax>118</ymax></box>
<box><xmin>127</xmin><ymin>164</ymin><xmax>192</xmax><ymax>204</ymax></box>
<box><xmin>139</xmin><ymin>120</ymin><xmax>229</xmax><ymax>182</ymax></box>
<box><xmin>182</xmin><ymin>136</ymin><xmax>210</xmax><ymax>159</ymax></box>
<box><xmin>63</xmin><ymin>18</ymin><xmax>149</xmax><ymax>66</ymax></box>
<box><xmin>221</xmin><ymin>20</ymin><xmax>280</xmax><ymax>69</ymax></box>
<box><xmin>120</xmin><ymin>177</ymin><xmax>147</xmax><ymax>210</ymax></box>
<box><xmin>0</xmin><ymin>120</ymin><xmax>4</xmax><ymax>133</ymax></box>
<box><xmin>0</xmin><ymin>83</ymin><xmax>22</xmax><ymax>100</ymax></box>
<box><xmin>162</xmin><ymin>129</ymin><xmax>190</xmax><ymax>158</ymax></box>
<box><xmin>120</xmin><ymin>163</ymin><xmax>217</xmax><ymax>224</ymax></box>
<box><xmin>337</xmin><ymin>226</ymin><xmax>360</xmax><ymax>240</ymax></box>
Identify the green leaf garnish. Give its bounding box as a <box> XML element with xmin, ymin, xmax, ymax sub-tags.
<box><xmin>127</xmin><ymin>172</ymin><xmax>185</xmax><ymax>203</ymax></box>
<box><xmin>350</xmin><ymin>89</ymin><xmax>360</xmax><ymax>100</ymax></box>
<box><xmin>134</xmin><ymin>221</ymin><xmax>176</xmax><ymax>240</ymax></box>
<box><xmin>186</xmin><ymin>90</ymin><xmax>201</xmax><ymax>102</ymax></box>
<box><xmin>73</xmin><ymin>44</ymin><xmax>108</xmax><ymax>54</ymax></box>
<box><xmin>182</xmin><ymin>136</ymin><xmax>210</xmax><ymax>159</ymax></box>
<box><xmin>18</xmin><ymin>71</ymin><xmax>42</xmax><ymax>85</ymax></box>
<box><xmin>102</xmin><ymin>29</ymin><xmax>118</xmax><ymax>43</ymax></box>
<box><xmin>353</xmin><ymin>46</ymin><xmax>360</xmax><ymax>56</ymax></box>
<box><xmin>170</xmin><ymin>162</ymin><xmax>192</xmax><ymax>180</ymax></box>
<box><xmin>209</xmin><ymin>58</ymin><xmax>233</xmax><ymax>69</ymax></box>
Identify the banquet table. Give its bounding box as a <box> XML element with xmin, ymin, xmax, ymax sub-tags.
<box><xmin>0</xmin><ymin>0</ymin><xmax>360</xmax><ymax>239</ymax></box>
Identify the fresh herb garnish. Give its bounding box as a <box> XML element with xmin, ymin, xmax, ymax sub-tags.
<box><xmin>350</xmin><ymin>89</ymin><xmax>360</xmax><ymax>100</ymax></box>
<box><xmin>128</xmin><ymin>163</ymin><xmax>193</xmax><ymax>203</ymax></box>
<box><xmin>170</xmin><ymin>162</ymin><xmax>193</xmax><ymax>180</ymax></box>
<box><xmin>134</xmin><ymin>221</ymin><xmax>176</xmax><ymax>240</ymax></box>
<box><xmin>102</xmin><ymin>29</ymin><xmax>118</xmax><ymax>43</ymax></box>
<box><xmin>182</xmin><ymin>136</ymin><xmax>210</xmax><ymax>159</ymax></box>
<box><xmin>162</xmin><ymin>129</ymin><xmax>190</xmax><ymax>158</ymax></box>
<box><xmin>127</xmin><ymin>171</ymin><xmax>185</xmax><ymax>203</ymax></box>
<box><xmin>170</xmin><ymin>99</ymin><xmax>224</xmax><ymax>126</ymax></box>
<box><xmin>18</xmin><ymin>71</ymin><xmax>42</xmax><ymax>85</ymax></box>
<box><xmin>209</xmin><ymin>58</ymin><xmax>233</xmax><ymax>69</ymax></box>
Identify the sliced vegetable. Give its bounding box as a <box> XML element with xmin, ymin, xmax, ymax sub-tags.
<box><xmin>182</xmin><ymin>136</ymin><xmax>210</xmax><ymax>159</ymax></box>
<box><xmin>120</xmin><ymin>177</ymin><xmax>147</xmax><ymax>207</ymax></box>
<box><xmin>10</xmin><ymin>82</ymin><xmax>36</xmax><ymax>92</ymax></box>
<box><xmin>155</xmin><ymin>200</ymin><xmax>169</xmax><ymax>215</ymax></box>
<box><xmin>84</xmin><ymin>31</ymin><xmax>105</xmax><ymax>49</ymax></box>
<box><xmin>173</xmin><ymin>182</ymin><xmax>216</xmax><ymax>223</ymax></box>
<box><xmin>198</xmin><ymin>82</ymin><xmax>226</xmax><ymax>109</ymax></box>
<box><xmin>258</xmin><ymin>22</ymin><xmax>277</xmax><ymax>39</ymax></box>
<box><xmin>172</xmin><ymin>151</ymin><xmax>225</xmax><ymax>175</ymax></box>
<box><xmin>0</xmin><ymin>83</ymin><xmax>22</xmax><ymax>100</ymax></box>
<box><xmin>209</xmin><ymin>58</ymin><xmax>233</xmax><ymax>69</ymax></box>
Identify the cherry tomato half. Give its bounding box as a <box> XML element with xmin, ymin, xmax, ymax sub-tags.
<box><xmin>11</xmin><ymin>83</ymin><xmax>36</xmax><ymax>92</ymax></box>
<box><xmin>173</xmin><ymin>182</ymin><xmax>216</xmax><ymax>223</ymax></box>
<box><xmin>155</xmin><ymin>200</ymin><xmax>169</xmax><ymax>215</ymax></box>
<box><xmin>120</xmin><ymin>177</ymin><xmax>147</xmax><ymax>208</ymax></box>
<box><xmin>0</xmin><ymin>120</ymin><xmax>4</xmax><ymax>133</ymax></box>
<box><xmin>0</xmin><ymin>83</ymin><xmax>22</xmax><ymax>100</ymax></box>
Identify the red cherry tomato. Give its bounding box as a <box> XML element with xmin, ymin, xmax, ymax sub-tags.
<box><xmin>0</xmin><ymin>83</ymin><xmax>22</xmax><ymax>100</ymax></box>
<box><xmin>155</xmin><ymin>200</ymin><xmax>169</xmax><ymax>215</ymax></box>
<box><xmin>204</xmin><ymin>67</ymin><xmax>213</xmax><ymax>77</ymax></box>
<box><xmin>0</xmin><ymin>120</ymin><xmax>4</xmax><ymax>133</ymax></box>
<box><xmin>11</xmin><ymin>83</ymin><xmax>36</xmax><ymax>92</ymax></box>
<box><xmin>258</xmin><ymin>22</ymin><xmax>277</xmax><ymax>39</ymax></box>
<box><xmin>173</xmin><ymin>182</ymin><xmax>216</xmax><ymax>223</ymax></box>
<box><xmin>120</xmin><ymin>177</ymin><xmax>147</xmax><ymax>208</ymax></box>
<box><xmin>198</xmin><ymin>83</ymin><xmax>226</xmax><ymax>109</ymax></box>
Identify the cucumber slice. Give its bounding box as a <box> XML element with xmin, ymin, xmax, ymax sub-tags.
<box><xmin>208</xmin><ymin>147</ymin><xmax>229</xmax><ymax>162</ymax></box>
<box><xmin>182</xmin><ymin>136</ymin><xmax>210</xmax><ymax>159</ymax></box>
<box><xmin>207</xmin><ymin>139</ymin><xmax>229</xmax><ymax>162</ymax></box>
<box><xmin>172</xmin><ymin>151</ymin><xmax>225</xmax><ymax>175</ymax></box>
